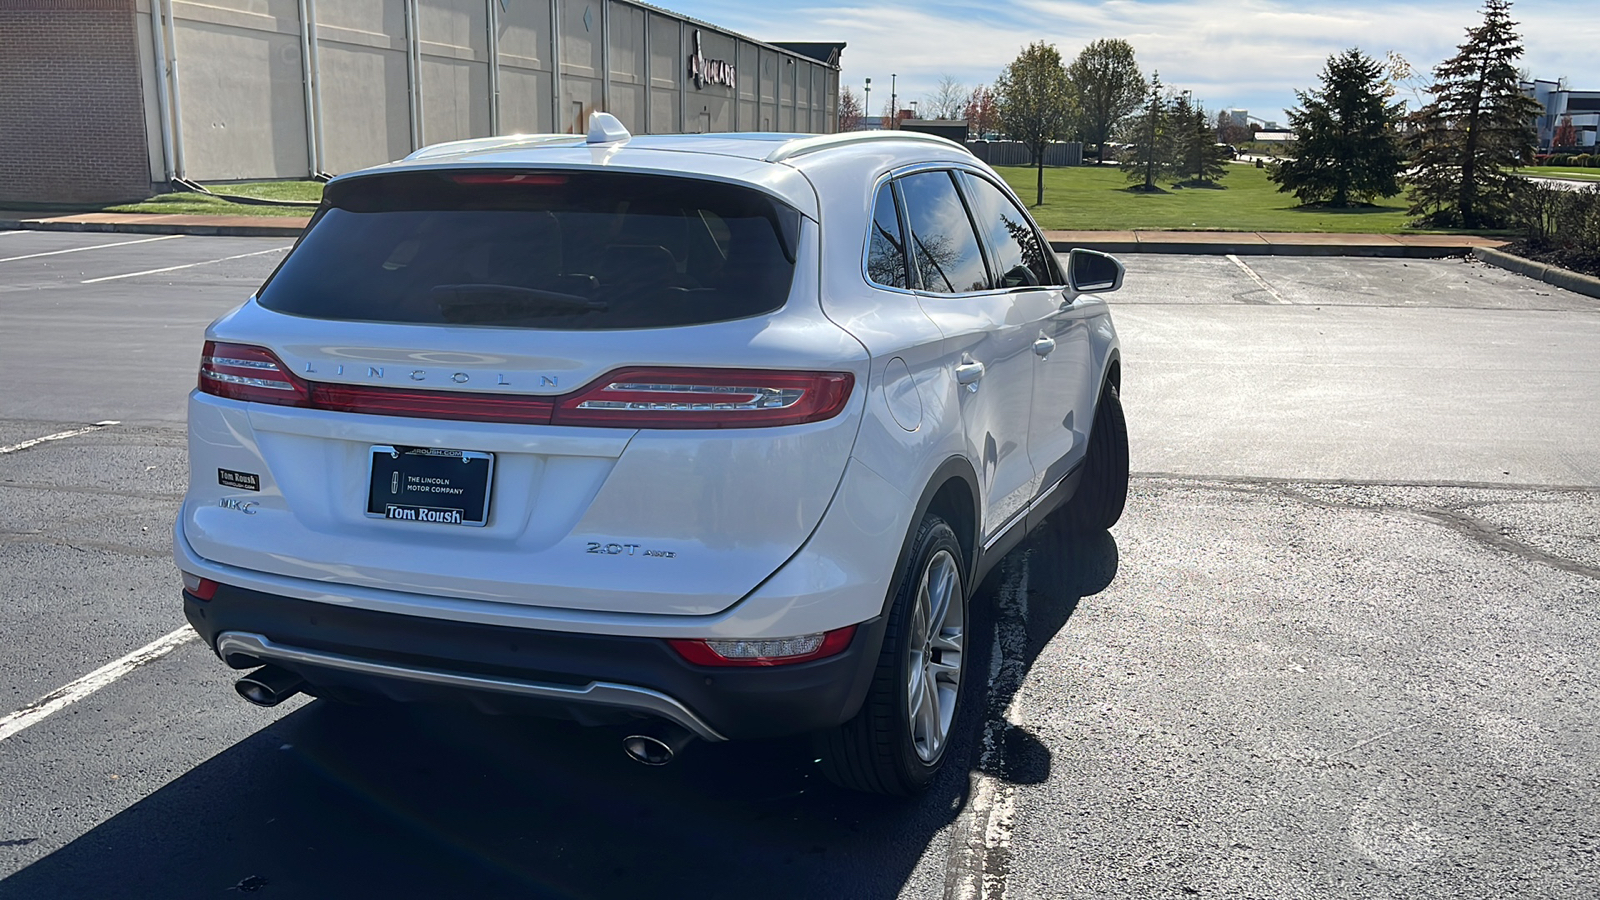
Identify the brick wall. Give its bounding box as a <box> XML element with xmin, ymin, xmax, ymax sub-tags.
<box><xmin>0</xmin><ymin>0</ymin><xmax>152</xmax><ymax>204</ymax></box>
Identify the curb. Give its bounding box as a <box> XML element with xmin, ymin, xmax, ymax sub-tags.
<box><xmin>1047</xmin><ymin>237</ymin><xmax>1490</xmax><ymax>259</ymax></box>
<box><xmin>1471</xmin><ymin>247</ymin><xmax>1600</xmax><ymax>300</ymax></box>
<box><xmin>0</xmin><ymin>218</ymin><xmax>308</xmax><ymax>239</ymax></box>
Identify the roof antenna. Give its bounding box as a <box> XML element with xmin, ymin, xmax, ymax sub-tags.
<box><xmin>587</xmin><ymin>111</ymin><xmax>631</xmax><ymax>145</ymax></box>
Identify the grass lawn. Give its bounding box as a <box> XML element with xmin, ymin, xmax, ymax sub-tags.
<box><xmin>993</xmin><ymin>163</ymin><xmax>1497</xmax><ymax>234</ymax></box>
<box><xmin>1519</xmin><ymin>167</ymin><xmax>1600</xmax><ymax>182</ymax></box>
<box><xmin>101</xmin><ymin>180</ymin><xmax>322</xmax><ymax>217</ymax></box>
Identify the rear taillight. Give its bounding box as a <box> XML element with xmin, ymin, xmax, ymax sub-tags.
<box><xmin>666</xmin><ymin>626</ymin><xmax>857</xmax><ymax>667</ymax></box>
<box><xmin>198</xmin><ymin>344</ymin><xmax>852</xmax><ymax>429</ymax></box>
<box><xmin>199</xmin><ymin>341</ymin><xmax>309</xmax><ymax>406</ymax></box>
<box><xmin>551</xmin><ymin>368</ymin><xmax>853</xmax><ymax>429</ymax></box>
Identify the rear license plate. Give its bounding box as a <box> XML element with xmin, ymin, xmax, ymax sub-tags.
<box><xmin>367</xmin><ymin>445</ymin><xmax>493</xmax><ymax>527</ymax></box>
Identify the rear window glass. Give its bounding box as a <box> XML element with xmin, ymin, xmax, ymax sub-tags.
<box><xmin>258</xmin><ymin>171</ymin><xmax>802</xmax><ymax>330</ymax></box>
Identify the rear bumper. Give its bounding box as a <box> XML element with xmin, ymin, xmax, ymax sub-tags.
<box><xmin>184</xmin><ymin>582</ymin><xmax>886</xmax><ymax>741</ymax></box>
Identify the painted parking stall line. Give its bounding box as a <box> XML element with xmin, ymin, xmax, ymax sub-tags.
<box><xmin>0</xmin><ymin>628</ymin><xmax>196</xmax><ymax>744</ymax></box>
<box><xmin>81</xmin><ymin>245</ymin><xmax>292</xmax><ymax>284</ymax></box>
<box><xmin>1227</xmin><ymin>254</ymin><xmax>1291</xmax><ymax>304</ymax></box>
<box><xmin>0</xmin><ymin>234</ymin><xmax>184</xmax><ymax>264</ymax></box>
<box><xmin>0</xmin><ymin>420</ymin><xmax>119</xmax><ymax>455</ymax></box>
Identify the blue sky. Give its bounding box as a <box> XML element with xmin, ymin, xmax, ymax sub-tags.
<box><xmin>665</xmin><ymin>0</ymin><xmax>1596</xmax><ymax>125</ymax></box>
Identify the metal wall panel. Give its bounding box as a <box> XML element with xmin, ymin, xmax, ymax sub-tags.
<box><xmin>497</xmin><ymin>0</ymin><xmax>554</xmax><ymax>133</ymax></box>
<box><xmin>170</xmin><ymin>14</ymin><xmax>309</xmax><ymax>179</ymax></box>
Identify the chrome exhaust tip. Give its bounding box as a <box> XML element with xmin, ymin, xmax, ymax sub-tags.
<box><xmin>234</xmin><ymin>664</ymin><xmax>305</xmax><ymax>708</ymax></box>
<box><xmin>623</xmin><ymin>721</ymin><xmax>695</xmax><ymax>766</ymax></box>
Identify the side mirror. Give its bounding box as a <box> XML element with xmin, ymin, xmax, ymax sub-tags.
<box><xmin>1066</xmin><ymin>248</ymin><xmax>1124</xmax><ymax>294</ymax></box>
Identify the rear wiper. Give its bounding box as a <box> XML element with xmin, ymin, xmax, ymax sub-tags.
<box><xmin>431</xmin><ymin>283</ymin><xmax>607</xmax><ymax>312</ymax></box>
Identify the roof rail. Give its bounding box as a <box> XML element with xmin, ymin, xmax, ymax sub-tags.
<box><xmin>765</xmin><ymin>130</ymin><xmax>973</xmax><ymax>163</ymax></box>
<box><xmin>403</xmin><ymin>133</ymin><xmax>586</xmax><ymax>161</ymax></box>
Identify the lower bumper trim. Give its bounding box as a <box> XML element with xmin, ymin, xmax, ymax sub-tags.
<box><xmin>215</xmin><ymin>631</ymin><xmax>727</xmax><ymax>742</ymax></box>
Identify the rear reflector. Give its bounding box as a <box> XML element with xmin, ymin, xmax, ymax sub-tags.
<box><xmin>198</xmin><ymin>344</ymin><xmax>852</xmax><ymax>429</ymax></box>
<box><xmin>181</xmin><ymin>572</ymin><xmax>219</xmax><ymax>601</ymax></box>
<box><xmin>666</xmin><ymin>626</ymin><xmax>857</xmax><ymax>667</ymax></box>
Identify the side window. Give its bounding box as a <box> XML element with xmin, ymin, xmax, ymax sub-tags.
<box><xmin>960</xmin><ymin>173</ymin><xmax>1055</xmax><ymax>288</ymax></box>
<box><xmin>866</xmin><ymin>182</ymin><xmax>908</xmax><ymax>289</ymax></box>
<box><xmin>897</xmin><ymin>170</ymin><xmax>990</xmax><ymax>294</ymax></box>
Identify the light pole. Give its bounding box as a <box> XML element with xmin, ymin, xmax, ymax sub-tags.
<box><xmin>890</xmin><ymin>74</ymin><xmax>897</xmax><ymax>129</ymax></box>
<box><xmin>863</xmin><ymin>77</ymin><xmax>871</xmax><ymax>131</ymax></box>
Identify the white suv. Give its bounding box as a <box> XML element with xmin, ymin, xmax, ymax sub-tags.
<box><xmin>176</xmin><ymin>116</ymin><xmax>1128</xmax><ymax>795</ymax></box>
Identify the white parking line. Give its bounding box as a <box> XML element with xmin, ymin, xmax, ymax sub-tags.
<box><xmin>0</xmin><ymin>420</ymin><xmax>119</xmax><ymax>455</ymax></box>
<box><xmin>947</xmin><ymin>553</ymin><xmax>1031</xmax><ymax>900</ymax></box>
<box><xmin>1227</xmin><ymin>254</ymin><xmax>1291</xmax><ymax>304</ymax></box>
<box><xmin>0</xmin><ymin>233</ymin><xmax>184</xmax><ymax>264</ymax></box>
<box><xmin>0</xmin><ymin>628</ymin><xmax>196</xmax><ymax>744</ymax></box>
<box><xmin>81</xmin><ymin>245</ymin><xmax>291</xmax><ymax>283</ymax></box>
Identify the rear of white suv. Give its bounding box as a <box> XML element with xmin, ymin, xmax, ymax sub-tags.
<box><xmin>176</xmin><ymin>124</ymin><xmax>1126</xmax><ymax>795</ymax></box>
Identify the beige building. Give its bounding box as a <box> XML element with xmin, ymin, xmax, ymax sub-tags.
<box><xmin>0</xmin><ymin>0</ymin><xmax>843</xmax><ymax>202</ymax></box>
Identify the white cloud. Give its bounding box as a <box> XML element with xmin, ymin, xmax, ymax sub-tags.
<box><xmin>671</xmin><ymin>0</ymin><xmax>1599</xmax><ymax>122</ymax></box>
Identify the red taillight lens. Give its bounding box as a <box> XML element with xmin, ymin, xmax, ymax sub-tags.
<box><xmin>667</xmin><ymin>626</ymin><xmax>858</xmax><ymax>667</ymax></box>
<box><xmin>199</xmin><ymin>341</ymin><xmax>309</xmax><ymax>406</ymax></box>
<box><xmin>308</xmin><ymin>383</ymin><xmax>555</xmax><ymax>425</ymax></box>
<box><xmin>551</xmin><ymin>368</ymin><xmax>854</xmax><ymax>429</ymax></box>
<box><xmin>200</xmin><ymin>345</ymin><xmax>853</xmax><ymax>431</ymax></box>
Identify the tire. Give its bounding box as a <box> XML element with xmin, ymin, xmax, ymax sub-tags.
<box><xmin>1060</xmin><ymin>384</ymin><xmax>1129</xmax><ymax>533</ymax></box>
<box><xmin>816</xmin><ymin>514</ymin><xmax>968</xmax><ymax>796</ymax></box>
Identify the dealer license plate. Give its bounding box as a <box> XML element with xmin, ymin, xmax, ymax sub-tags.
<box><xmin>366</xmin><ymin>445</ymin><xmax>493</xmax><ymax>527</ymax></box>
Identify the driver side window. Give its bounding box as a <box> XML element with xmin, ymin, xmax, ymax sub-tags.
<box><xmin>958</xmin><ymin>173</ymin><xmax>1057</xmax><ymax>288</ymax></box>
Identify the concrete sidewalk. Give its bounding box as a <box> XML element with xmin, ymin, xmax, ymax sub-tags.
<box><xmin>2</xmin><ymin>209</ymin><xmax>1509</xmax><ymax>257</ymax></box>
<box><xmin>0</xmin><ymin>210</ymin><xmax>310</xmax><ymax>238</ymax></box>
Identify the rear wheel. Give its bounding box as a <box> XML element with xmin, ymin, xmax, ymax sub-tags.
<box><xmin>817</xmin><ymin>514</ymin><xmax>968</xmax><ymax>796</ymax></box>
<box><xmin>1060</xmin><ymin>384</ymin><xmax>1129</xmax><ymax>533</ymax></box>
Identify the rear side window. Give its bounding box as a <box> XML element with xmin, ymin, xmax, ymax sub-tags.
<box><xmin>959</xmin><ymin>173</ymin><xmax>1056</xmax><ymax>288</ymax></box>
<box><xmin>866</xmin><ymin>182</ymin><xmax>909</xmax><ymax>289</ymax></box>
<box><xmin>258</xmin><ymin>171</ymin><xmax>801</xmax><ymax>330</ymax></box>
<box><xmin>897</xmin><ymin>171</ymin><xmax>990</xmax><ymax>294</ymax></box>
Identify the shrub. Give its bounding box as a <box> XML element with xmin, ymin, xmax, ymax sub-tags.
<box><xmin>1550</xmin><ymin>154</ymin><xmax>1572</xmax><ymax>166</ymax></box>
<box><xmin>1571</xmin><ymin>154</ymin><xmax>1593</xmax><ymax>168</ymax></box>
<box><xmin>1512</xmin><ymin>182</ymin><xmax>1600</xmax><ymax>258</ymax></box>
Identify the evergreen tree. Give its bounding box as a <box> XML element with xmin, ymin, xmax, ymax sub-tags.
<box><xmin>1120</xmin><ymin>72</ymin><xmax>1174</xmax><ymax>191</ymax></box>
<box><xmin>1406</xmin><ymin>0</ymin><xmax>1543</xmax><ymax>227</ymax></box>
<box><xmin>1271</xmin><ymin>49</ymin><xmax>1405</xmax><ymax>206</ymax></box>
<box><xmin>1171</xmin><ymin>94</ymin><xmax>1230</xmax><ymax>186</ymax></box>
<box><xmin>996</xmin><ymin>42</ymin><xmax>1077</xmax><ymax>206</ymax></box>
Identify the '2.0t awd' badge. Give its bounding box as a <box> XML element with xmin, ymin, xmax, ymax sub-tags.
<box><xmin>218</xmin><ymin>468</ymin><xmax>260</xmax><ymax>492</ymax></box>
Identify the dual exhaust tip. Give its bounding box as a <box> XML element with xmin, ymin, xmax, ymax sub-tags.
<box><xmin>235</xmin><ymin>665</ymin><xmax>697</xmax><ymax>766</ymax></box>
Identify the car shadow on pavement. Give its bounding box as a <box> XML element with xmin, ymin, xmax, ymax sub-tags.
<box><xmin>974</xmin><ymin>524</ymin><xmax>1120</xmax><ymax>787</ymax></box>
<box><xmin>0</xmin><ymin>530</ymin><xmax>1118</xmax><ymax>900</ymax></box>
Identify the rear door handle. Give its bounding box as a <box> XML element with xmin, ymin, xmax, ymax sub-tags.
<box><xmin>954</xmin><ymin>361</ymin><xmax>985</xmax><ymax>386</ymax></box>
<box><xmin>1033</xmin><ymin>335</ymin><xmax>1056</xmax><ymax>357</ymax></box>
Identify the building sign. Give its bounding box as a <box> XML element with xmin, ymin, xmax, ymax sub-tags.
<box><xmin>689</xmin><ymin>30</ymin><xmax>735</xmax><ymax>90</ymax></box>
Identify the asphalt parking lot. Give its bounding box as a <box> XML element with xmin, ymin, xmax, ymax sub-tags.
<box><xmin>1</xmin><ymin>232</ymin><xmax>1598</xmax><ymax>899</ymax></box>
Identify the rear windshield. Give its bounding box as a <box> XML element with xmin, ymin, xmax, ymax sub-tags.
<box><xmin>257</xmin><ymin>170</ymin><xmax>801</xmax><ymax>330</ymax></box>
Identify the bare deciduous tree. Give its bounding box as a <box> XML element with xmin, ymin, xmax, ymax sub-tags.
<box><xmin>926</xmin><ymin>74</ymin><xmax>967</xmax><ymax>120</ymax></box>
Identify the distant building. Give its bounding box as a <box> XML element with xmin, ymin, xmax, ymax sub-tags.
<box><xmin>0</xmin><ymin>0</ymin><xmax>845</xmax><ymax>203</ymax></box>
<box><xmin>1522</xmin><ymin>79</ymin><xmax>1599</xmax><ymax>150</ymax></box>
<box><xmin>1222</xmin><ymin>109</ymin><xmax>1249</xmax><ymax>130</ymax></box>
<box><xmin>900</xmin><ymin>119</ymin><xmax>968</xmax><ymax>144</ymax></box>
